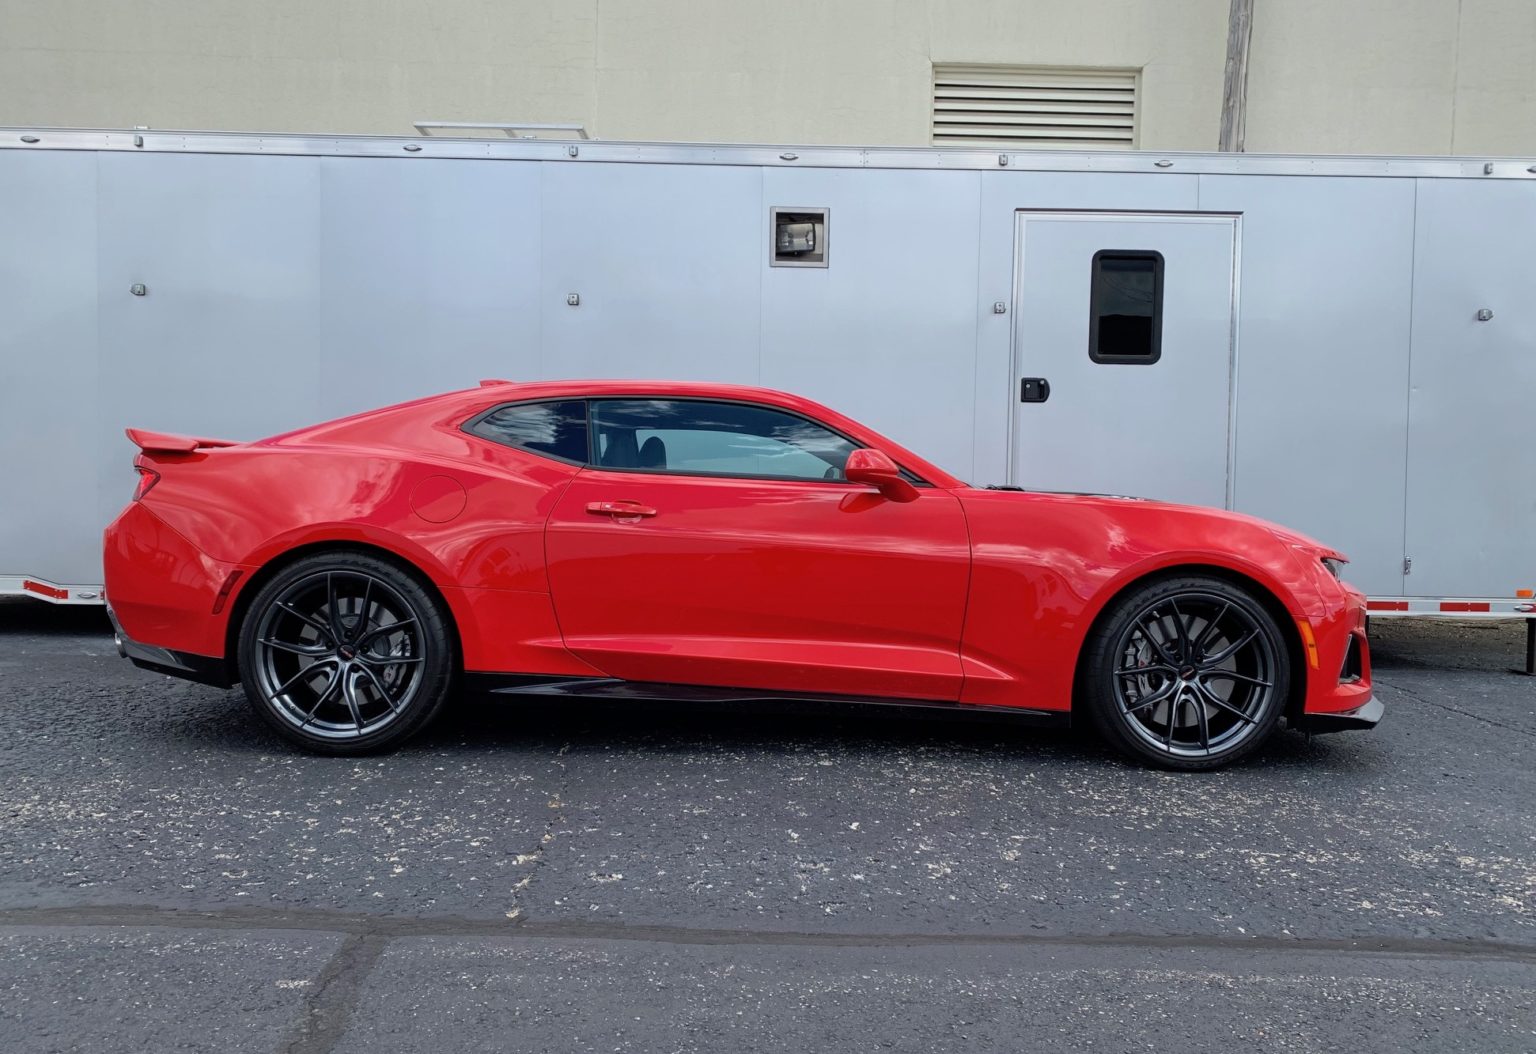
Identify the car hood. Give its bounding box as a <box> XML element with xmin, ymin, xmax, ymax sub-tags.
<box><xmin>977</xmin><ymin>487</ymin><xmax>1342</xmax><ymax>558</ymax></box>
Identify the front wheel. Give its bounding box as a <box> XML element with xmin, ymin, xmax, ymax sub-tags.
<box><xmin>1081</xmin><ymin>575</ymin><xmax>1291</xmax><ymax>771</ymax></box>
<box><xmin>236</xmin><ymin>551</ymin><xmax>456</xmax><ymax>755</ymax></box>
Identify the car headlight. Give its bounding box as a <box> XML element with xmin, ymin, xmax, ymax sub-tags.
<box><xmin>1321</xmin><ymin>557</ymin><xmax>1347</xmax><ymax>580</ymax></box>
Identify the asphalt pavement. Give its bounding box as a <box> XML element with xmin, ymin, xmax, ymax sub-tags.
<box><xmin>1</xmin><ymin>600</ymin><xmax>1532</xmax><ymax>1052</ymax></box>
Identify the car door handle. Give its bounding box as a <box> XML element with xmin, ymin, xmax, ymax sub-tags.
<box><xmin>586</xmin><ymin>500</ymin><xmax>658</xmax><ymax>518</ymax></box>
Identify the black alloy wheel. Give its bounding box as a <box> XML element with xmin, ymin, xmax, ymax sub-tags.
<box><xmin>1082</xmin><ymin>575</ymin><xmax>1290</xmax><ymax>770</ymax></box>
<box><xmin>237</xmin><ymin>552</ymin><xmax>455</xmax><ymax>754</ymax></box>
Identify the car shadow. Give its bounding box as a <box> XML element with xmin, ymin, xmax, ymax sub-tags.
<box><xmin>0</xmin><ymin>597</ymin><xmax>112</xmax><ymax>634</ymax></box>
<box><xmin>415</xmin><ymin>688</ymin><xmax>1359</xmax><ymax>773</ymax></box>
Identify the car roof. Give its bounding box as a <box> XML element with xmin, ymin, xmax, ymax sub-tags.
<box><xmin>474</xmin><ymin>378</ymin><xmax>824</xmax><ymax>406</ymax></box>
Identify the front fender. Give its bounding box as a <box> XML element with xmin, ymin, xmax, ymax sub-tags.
<box><xmin>955</xmin><ymin>490</ymin><xmax>1328</xmax><ymax>711</ymax></box>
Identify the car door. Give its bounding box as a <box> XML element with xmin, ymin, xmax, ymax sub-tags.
<box><xmin>543</xmin><ymin>397</ymin><xmax>971</xmax><ymax>701</ymax></box>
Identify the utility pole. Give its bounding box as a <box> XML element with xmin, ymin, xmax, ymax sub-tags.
<box><xmin>1219</xmin><ymin>0</ymin><xmax>1254</xmax><ymax>151</ymax></box>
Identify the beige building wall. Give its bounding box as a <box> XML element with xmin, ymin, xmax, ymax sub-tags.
<box><xmin>1</xmin><ymin>0</ymin><xmax>1532</xmax><ymax>155</ymax></box>
<box><xmin>1243</xmin><ymin>0</ymin><xmax>1536</xmax><ymax>154</ymax></box>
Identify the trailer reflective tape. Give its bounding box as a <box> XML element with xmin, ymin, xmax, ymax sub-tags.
<box><xmin>1439</xmin><ymin>602</ymin><xmax>1491</xmax><ymax>613</ymax></box>
<box><xmin>1296</xmin><ymin>620</ymin><xmax>1319</xmax><ymax>668</ymax></box>
<box><xmin>1367</xmin><ymin>601</ymin><xmax>1409</xmax><ymax>611</ymax></box>
<box><xmin>22</xmin><ymin>579</ymin><xmax>69</xmax><ymax>600</ymax></box>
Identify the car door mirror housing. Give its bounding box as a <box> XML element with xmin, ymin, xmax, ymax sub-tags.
<box><xmin>844</xmin><ymin>448</ymin><xmax>919</xmax><ymax>503</ymax></box>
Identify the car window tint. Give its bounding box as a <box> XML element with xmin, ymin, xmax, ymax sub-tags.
<box><xmin>590</xmin><ymin>399</ymin><xmax>857</xmax><ymax>481</ymax></box>
<box><xmin>469</xmin><ymin>400</ymin><xmax>588</xmax><ymax>462</ymax></box>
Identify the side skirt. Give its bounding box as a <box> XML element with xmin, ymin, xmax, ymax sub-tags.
<box><xmin>461</xmin><ymin>673</ymin><xmax>1072</xmax><ymax>727</ymax></box>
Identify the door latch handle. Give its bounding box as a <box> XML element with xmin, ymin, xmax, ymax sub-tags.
<box><xmin>586</xmin><ymin>500</ymin><xmax>658</xmax><ymax>518</ymax></box>
<box><xmin>1019</xmin><ymin>377</ymin><xmax>1051</xmax><ymax>403</ymax></box>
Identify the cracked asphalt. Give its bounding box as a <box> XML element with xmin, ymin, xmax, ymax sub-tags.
<box><xmin>1</xmin><ymin>600</ymin><xmax>1533</xmax><ymax>1052</ymax></box>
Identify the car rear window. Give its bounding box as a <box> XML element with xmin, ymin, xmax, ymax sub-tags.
<box><xmin>468</xmin><ymin>400</ymin><xmax>589</xmax><ymax>463</ymax></box>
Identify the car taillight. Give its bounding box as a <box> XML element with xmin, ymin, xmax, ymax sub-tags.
<box><xmin>133</xmin><ymin>467</ymin><xmax>160</xmax><ymax>501</ymax></box>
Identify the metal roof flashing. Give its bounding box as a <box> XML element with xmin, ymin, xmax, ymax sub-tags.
<box><xmin>4</xmin><ymin>126</ymin><xmax>1536</xmax><ymax>180</ymax></box>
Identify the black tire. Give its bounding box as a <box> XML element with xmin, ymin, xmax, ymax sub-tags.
<box><xmin>236</xmin><ymin>551</ymin><xmax>456</xmax><ymax>755</ymax></box>
<box><xmin>1081</xmin><ymin>574</ymin><xmax>1291</xmax><ymax>771</ymax></box>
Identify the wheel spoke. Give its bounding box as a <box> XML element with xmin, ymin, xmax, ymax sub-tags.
<box><xmin>1116</xmin><ymin>662</ymin><xmax>1174</xmax><ymax>678</ymax></box>
<box><xmin>1134</xmin><ymin>615</ymin><xmax>1181</xmax><ymax>666</ymax></box>
<box><xmin>357</xmin><ymin>576</ymin><xmax>374</xmax><ymax>642</ymax></box>
<box><xmin>299</xmin><ymin>668</ymin><xmax>344</xmax><ymax>730</ymax></box>
<box><xmin>1167</xmin><ymin>598</ymin><xmax>1192</xmax><ymax>659</ymax></box>
<box><xmin>326</xmin><ymin>573</ymin><xmax>346</xmax><ymax>642</ymax></box>
<box><xmin>260</xmin><ymin>637</ymin><xmax>331</xmax><ymax>658</ymax></box>
<box><xmin>358</xmin><ymin>618</ymin><xmax>418</xmax><ymax>647</ymax></box>
<box><xmin>1124</xmin><ymin>677</ymin><xmax>1178</xmax><ymax>715</ymax></box>
<box><xmin>356</xmin><ymin>662</ymin><xmax>400</xmax><ymax>714</ymax></box>
<box><xmin>358</xmin><ymin>652</ymin><xmax>424</xmax><ymax>667</ymax></box>
<box><xmin>1193</xmin><ymin>681</ymin><xmax>1256</xmax><ymax>724</ymax></box>
<box><xmin>1194</xmin><ymin>601</ymin><xmax>1231</xmax><ymax>653</ymax></box>
<box><xmin>1163</xmin><ymin>691</ymin><xmax>1182</xmax><ymax>749</ymax></box>
<box><xmin>270</xmin><ymin>658</ymin><xmax>337</xmax><ymax>700</ymax></box>
<box><xmin>1193</xmin><ymin>688</ymin><xmax>1212</xmax><ymax>752</ymax></box>
<box><xmin>1202</xmin><ymin>669</ymin><xmax>1272</xmax><ymax>688</ymax></box>
<box><xmin>1203</xmin><ymin>627</ymin><xmax>1259</xmax><ymax>667</ymax></box>
<box><xmin>276</xmin><ymin>601</ymin><xmax>332</xmax><ymax>641</ymax></box>
<box><xmin>341</xmin><ymin>670</ymin><xmax>366</xmax><ymax>730</ymax></box>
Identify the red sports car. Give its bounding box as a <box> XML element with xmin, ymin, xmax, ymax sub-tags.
<box><xmin>103</xmin><ymin>380</ymin><xmax>1378</xmax><ymax>769</ymax></box>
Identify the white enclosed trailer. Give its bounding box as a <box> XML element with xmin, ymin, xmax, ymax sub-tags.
<box><xmin>1</xmin><ymin>127</ymin><xmax>1533</xmax><ymax>654</ymax></box>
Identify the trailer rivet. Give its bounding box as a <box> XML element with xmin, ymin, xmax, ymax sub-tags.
<box><xmin>403</xmin><ymin>143</ymin><xmax>422</xmax><ymax>152</ymax></box>
<box><xmin>1154</xmin><ymin>159</ymin><xmax>1174</xmax><ymax>168</ymax></box>
<box><xmin>19</xmin><ymin>135</ymin><xmax>39</xmax><ymax>144</ymax></box>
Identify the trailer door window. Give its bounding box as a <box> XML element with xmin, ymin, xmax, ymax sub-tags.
<box><xmin>1089</xmin><ymin>250</ymin><xmax>1163</xmax><ymax>364</ymax></box>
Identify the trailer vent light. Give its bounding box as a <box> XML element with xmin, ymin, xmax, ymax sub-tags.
<box><xmin>770</xmin><ymin>207</ymin><xmax>829</xmax><ymax>268</ymax></box>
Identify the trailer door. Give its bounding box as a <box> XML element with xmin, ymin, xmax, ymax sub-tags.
<box><xmin>1009</xmin><ymin>212</ymin><xmax>1238</xmax><ymax>507</ymax></box>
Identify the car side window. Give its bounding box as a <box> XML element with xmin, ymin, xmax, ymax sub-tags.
<box><xmin>589</xmin><ymin>399</ymin><xmax>858</xmax><ymax>482</ymax></box>
<box><xmin>467</xmin><ymin>400</ymin><xmax>589</xmax><ymax>463</ymax></box>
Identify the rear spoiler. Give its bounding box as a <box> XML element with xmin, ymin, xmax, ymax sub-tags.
<box><xmin>125</xmin><ymin>428</ymin><xmax>239</xmax><ymax>454</ymax></box>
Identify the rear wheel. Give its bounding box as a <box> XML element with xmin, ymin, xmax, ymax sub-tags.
<box><xmin>1081</xmin><ymin>575</ymin><xmax>1290</xmax><ymax>771</ymax></box>
<box><xmin>236</xmin><ymin>552</ymin><xmax>455</xmax><ymax>755</ymax></box>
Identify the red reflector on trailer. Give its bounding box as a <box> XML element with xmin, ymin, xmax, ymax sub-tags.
<box><xmin>1367</xmin><ymin>601</ymin><xmax>1409</xmax><ymax>611</ymax></box>
<box><xmin>22</xmin><ymin>579</ymin><xmax>69</xmax><ymax>600</ymax></box>
<box><xmin>1439</xmin><ymin>602</ymin><xmax>1491</xmax><ymax>613</ymax></box>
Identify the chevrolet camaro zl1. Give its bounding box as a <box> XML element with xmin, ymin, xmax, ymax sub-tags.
<box><xmin>103</xmin><ymin>380</ymin><xmax>1379</xmax><ymax>769</ymax></box>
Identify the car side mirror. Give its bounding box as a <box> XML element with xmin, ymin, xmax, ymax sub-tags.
<box><xmin>844</xmin><ymin>448</ymin><xmax>919</xmax><ymax>503</ymax></box>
